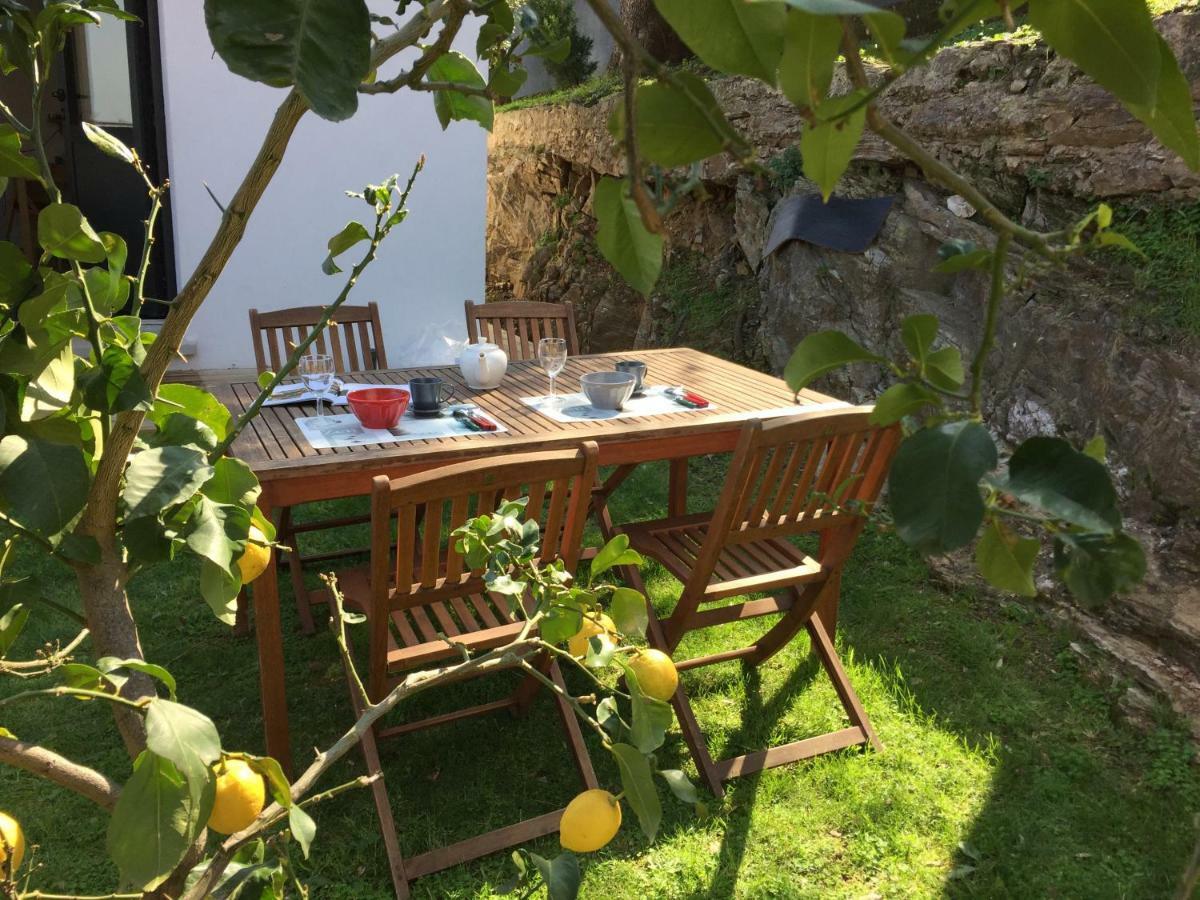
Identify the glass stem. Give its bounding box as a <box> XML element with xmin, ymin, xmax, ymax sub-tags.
<box><xmin>549</xmin><ymin>375</ymin><xmax>556</xmax><ymax>399</ymax></box>
<box><xmin>317</xmin><ymin>395</ymin><xmax>325</xmax><ymax>417</ymax></box>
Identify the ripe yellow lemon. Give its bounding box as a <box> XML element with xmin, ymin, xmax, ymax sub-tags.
<box><xmin>559</xmin><ymin>789</ymin><xmax>622</xmax><ymax>853</ymax></box>
<box><xmin>0</xmin><ymin>811</ymin><xmax>24</xmax><ymax>873</ymax></box>
<box><xmin>567</xmin><ymin>613</ymin><xmax>617</xmax><ymax>658</ymax></box>
<box><xmin>628</xmin><ymin>649</ymin><xmax>679</xmax><ymax>701</ymax></box>
<box><xmin>236</xmin><ymin>525</ymin><xmax>271</xmax><ymax>585</ymax></box>
<box><xmin>207</xmin><ymin>759</ymin><xmax>266</xmax><ymax>835</ymax></box>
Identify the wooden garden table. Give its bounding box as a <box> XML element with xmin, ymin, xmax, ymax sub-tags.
<box><xmin>211</xmin><ymin>347</ymin><xmax>844</xmax><ymax>773</ymax></box>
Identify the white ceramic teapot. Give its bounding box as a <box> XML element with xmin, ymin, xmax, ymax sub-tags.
<box><xmin>457</xmin><ymin>341</ymin><xmax>508</xmax><ymax>390</ymax></box>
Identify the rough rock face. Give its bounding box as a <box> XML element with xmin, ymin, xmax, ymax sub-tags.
<box><xmin>486</xmin><ymin>13</ymin><xmax>1200</xmax><ymax>704</ymax></box>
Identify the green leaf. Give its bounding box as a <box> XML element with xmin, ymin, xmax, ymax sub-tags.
<box><xmin>0</xmin><ymin>240</ymin><xmax>34</xmax><ymax>304</ymax></box>
<box><xmin>322</xmin><ymin>221</ymin><xmax>369</xmax><ymax>275</ymax></box>
<box><xmin>1054</xmin><ymin>531</ymin><xmax>1146</xmax><ymax>606</ymax></box>
<box><xmin>801</xmin><ymin>92</ymin><xmax>867</xmax><ymax>201</ymax></box>
<box><xmin>288</xmin><ymin>804</ymin><xmax>316</xmax><ymax>858</ymax></box>
<box><xmin>900</xmin><ymin>313</ymin><xmax>938</xmax><ymax>367</ymax></box>
<box><xmin>145</xmin><ymin>698</ymin><xmax>222</xmax><ymax>789</ymax></box>
<box><xmin>996</xmin><ymin>436</ymin><xmax>1120</xmax><ymax>533</ymax></box>
<box><xmin>609</xmin><ymin>586</ymin><xmax>647</xmax><ymax>637</ymax></box>
<box><xmin>658</xmin><ymin>768</ymin><xmax>699</xmax><ymax>804</ymax></box>
<box><xmin>624</xmin><ymin>662</ymin><xmax>674</xmax><ymax>754</ymax></box>
<box><xmin>783</xmin><ymin>330</ymin><xmax>883</xmax><ymax>394</ymax></box>
<box><xmin>864</xmin><ymin>10</ymin><xmax>907</xmax><ymax>68</ymax></box>
<box><xmin>202</xmin><ymin>457</ymin><xmax>261</xmax><ymax>508</ymax></box>
<box><xmin>933</xmin><ymin>248</ymin><xmax>992</xmax><ymax>273</ymax></box>
<box><xmin>653</xmin><ymin>0</ymin><xmax>785</xmax><ymax>82</ymax></box>
<box><xmin>889</xmin><ymin>421</ymin><xmax>997</xmax><ymax>555</ymax></box>
<box><xmin>82</xmin><ymin>345</ymin><xmax>154</xmax><ymax>414</ymax></box>
<box><xmin>590</xmin><ymin>533</ymin><xmax>643</xmax><ymax>579</ymax></box>
<box><xmin>526</xmin><ymin>34</ymin><xmax>570</xmax><ymax>63</ymax></box>
<box><xmin>633</xmin><ymin>73</ymin><xmax>728</xmax><ymax>167</ymax></box>
<box><xmin>925</xmin><ymin>346</ymin><xmax>965</xmax><ymax>390</ymax></box>
<box><xmin>1096</xmin><ymin>230</ymin><xmax>1145</xmax><ymax>257</ymax></box>
<box><xmin>98</xmin><ymin>657</ymin><xmax>177</xmax><ymax>699</ymax></box>
<box><xmin>149</xmin><ymin>415</ymin><xmax>219</xmax><ymax>452</ymax></box>
<box><xmin>38</xmin><ymin>202</ymin><xmax>107</xmax><ymax>262</ymax></box>
<box><xmin>186</xmin><ymin>496</ymin><xmax>251</xmax><ymax>575</ymax></box>
<box><xmin>594</xmin><ymin>176</ymin><xmax>663</xmax><ymax>297</ymax></box>
<box><xmin>244</xmin><ymin>754</ymin><xmax>292</xmax><ymax>807</ymax></box>
<box><xmin>0</xmin><ymin>435</ymin><xmax>90</xmax><ymax>536</ymax></box>
<box><xmin>775</xmin><ymin>0</ymin><xmax>892</xmax><ymax>12</ymax></box>
<box><xmin>1027</xmin><ymin>0</ymin><xmax>1160</xmax><ymax>111</ymax></box>
<box><xmin>1129</xmin><ymin>35</ymin><xmax>1200</xmax><ymax>171</ymax></box>
<box><xmin>609</xmin><ymin>742</ymin><xmax>661</xmax><ymax>842</ymax></box>
<box><xmin>82</xmin><ymin>121</ymin><xmax>134</xmax><ymax>164</ymax></box>
<box><xmin>539</xmin><ymin>595</ymin><xmax>584</xmax><ymax>647</ymax></box>
<box><xmin>0</xmin><ymin>602</ymin><xmax>29</xmax><ymax>657</ymax></box>
<box><xmin>778</xmin><ymin>9</ymin><xmax>841</xmax><ymax>108</ymax></box>
<box><xmin>204</xmin><ymin>0</ymin><xmax>371</xmax><ymax>122</ymax></box>
<box><xmin>151</xmin><ymin>383</ymin><xmax>232</xmax><ymax>440</ymax></box>
<box><xmin>976</xmin><ymin>518</ymin><xmax>1038</xmax><ymax>597</ymax></box>
<box><xmin>0</xmin><ymin>123</ymin><xmax>41</xmax><ymax>181</ymax></box>
<box><xmin>528</xmin><ymin>852</ymin><xmax>581</xmax><ymax>900</ymax></box>
<box><xmin>200</xmin><ymin>559</ymin><xmax>242</xmax><ymax>625</ymax></box>
<box><xmin>20</xmin><ymin>339</ymin><xmax>74</xmax><ymax>421</ymax></box>
<box><xmin>489</xmin><ymin>64</ymin><xmax>528</xmax><ymax>98</ymax></box>
<box><xmin>869</xmin><ymin>382</ymin><xmax>937</xmax><ymax>426</ymax></box>
<box><xmin>1082</xmin><ymin>434</ymin><xmax>1107</xmax><ymax>463</ymax></box>
<box><xmin>122</xmin><ymin>446</ymin><xmax>214</xmax><ymax>520</ymax></box>
<box><xmin>108</xmin><ymin>751</ymin><xmax>213</xmax><ymax>892</ymax></box>
<box><xmin>426</xmin><ymin>50</ymin><xmax>494</xmax><ymax>131</ymax></box>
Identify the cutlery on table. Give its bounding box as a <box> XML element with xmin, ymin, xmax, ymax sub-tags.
<box><xmin>665</xmin><ymin>387</ymin><xmax>711</xmax><ymax>408</ymax></box>
<box><xmin>452</xmin><ymin>406</ymin><xmax>498</xmax><ymax>432</ymax></box>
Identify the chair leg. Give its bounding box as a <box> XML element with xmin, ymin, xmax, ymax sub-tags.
<box><xmin>807</xmin><ymin>612</ymin><xmax>882</xmax><ymax>753</ymax></box>
<box><xmin>233</xmin><ymin>586</ymin><xmax>250</xmax><ymax>637</ymax></box>
<box><xmin>345</xmin><ymin>657</ymin><xmax>411</xmax><ymax>898</ymax></box>
<box><xmin>549</xmin><ymin>661</ymin><xmax>600</xmax><ymax>789</ymax></box>
<box><xmin>646</xmin><ymin>600</ymin><xmax>725</xmax><ymax>798</ymax></box>
<box><xmin>742</xmin><ymin>581</ymin><xmax>830</xmax><ymax>668</ymax></box>
<box><xmin>279</xmin><ymin>506</ymin><xmax>317</xmax><ymax>635</ymax></box>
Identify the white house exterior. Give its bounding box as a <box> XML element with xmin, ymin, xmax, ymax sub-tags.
<box><xmin>157</xmin><ymin>2</ymin><xmax>487</xmax><ymax>372</ymax></box>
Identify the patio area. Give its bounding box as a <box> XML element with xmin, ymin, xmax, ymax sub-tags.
<box><xmin>4</xmin><ymin>456</ymin><xmax>1197</xmax><ymax>897</ymax></box>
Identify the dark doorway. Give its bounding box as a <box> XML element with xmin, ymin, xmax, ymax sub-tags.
<box><xmin>61</xmin><ymin>0</ymin><xmax>174</xmax><ymax>317</ymax></box>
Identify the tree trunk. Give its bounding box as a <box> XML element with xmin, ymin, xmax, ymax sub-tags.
<box><xmin>75</xmin><ymin>529</ymin><xmax>151</xmax><ymax>755</ymax></box>
<box><xmin>608</xmin><ymin>0</ymin><xmax>690</xmax><ymax>70</ymax></box>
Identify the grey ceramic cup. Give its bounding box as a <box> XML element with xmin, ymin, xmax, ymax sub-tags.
<box><xmin>410</xmin><ymin>376</ymin><xmax>456</xmax><ymax>412</ymax></box>
<box><xmin>581</xmin><ymin>371</ymin><xmax>636</xmax><ymax>410</ymax></box>
<box><xmin>615</xmin><ymin>360</ymin><xmax>647</xmax><ymax>394</ymax></box>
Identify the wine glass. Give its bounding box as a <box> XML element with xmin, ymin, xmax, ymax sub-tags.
<box><xmin>537</xmin><ymin>337</ymin><xmax>567</xmax><ymax>403</ymax></box>
<box><xmin>299</xmin><ymin>353</ymin><xmax>335</xmax><ymax>417</ymax></box>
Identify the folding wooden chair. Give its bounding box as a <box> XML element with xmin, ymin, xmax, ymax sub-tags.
<box><xmin>242</xmin><ymin>304</ymin><xmax>389</xmax><ymax>633</ymax></box>
<box><xmin>464</xmin><ymin>299</ymin><xmax>580</xmax><ymax>360</ymax></box>
<box><xmin>249</xmin><ymin>303</ymin><xmax>389</xmax><ymax>375</ymax></box>
<box><xmin>331</xmin><ymin>443</ymin><xmax>601</xmax><ymax>898</ymax></box>
<box><xmin>613</xmin><ymin>409</ymin><xmax>901</xmax><ymax>798</ymax></box>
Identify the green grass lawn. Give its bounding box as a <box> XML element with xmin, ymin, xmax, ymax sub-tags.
<box><xmin>2</xmin><ymin>458</ymin><xmax>1198</xmax><ymax>898</ymax></box>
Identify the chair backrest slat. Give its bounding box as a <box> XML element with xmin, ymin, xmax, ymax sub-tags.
<box><xmin>680</xmin><ymin>410</ymin><xmax>900</xmax><ymax>601</ymax></box>
<box><xmin>464</xmin><ymin>299</ymin><xmax>581</xmax><ymax>359</ymax></box>
<box><xmin>373</xmin><ymin>444</ymin><xmax>598</xmax><ymax>601</ymax></box>
<box><xmin>248</xmin><ymin>303</ymin><xmax>388</xmax><ymax>375</ymax></box>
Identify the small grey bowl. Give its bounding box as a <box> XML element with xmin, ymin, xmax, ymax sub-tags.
<box><xmin>580</xmin><ymin>371</ymin><xmax>636</xmax><ymax>410</ymax></box>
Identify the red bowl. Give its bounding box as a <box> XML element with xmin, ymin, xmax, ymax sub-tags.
<box><xmin>347</xmin><ymin>388</ymin><xmax>409</xmax><ymax>429</ymax></box>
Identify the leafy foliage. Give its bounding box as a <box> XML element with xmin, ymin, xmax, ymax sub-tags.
<box><xmin>525</xmin><ymin>0</ymin><xmax>597</xmax><ymax>88</ymax></box>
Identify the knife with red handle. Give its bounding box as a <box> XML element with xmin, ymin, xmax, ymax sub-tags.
<box><xmin>680</xmin><ymin>390</ymin><xmax>710</xmax><ymax>407</ymax></box>
<box><xmin>467</xmin><ymin>411</ymin><xmax>498</xmax><ymax>431</ymax></box>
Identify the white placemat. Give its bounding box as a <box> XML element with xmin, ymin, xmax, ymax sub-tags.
<box><xmin>295</xmin><ymin>407</ymin><xmax>507</xmax><ymax>450</ymax></box>
<box><xmin>520</xmin><ymin>385</ymin><xmax>719</xmax><ymax>422</ymax></box>
<box><xmin>263</xmin><ymin>381</ymin><xmax>399</xmax><ymax>408</ymax></box>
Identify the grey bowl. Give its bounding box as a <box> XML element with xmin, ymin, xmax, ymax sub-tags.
<box><xmin>580</xmin><ymin>371</ymin><xmax>636</xmax><ymax>410</ymax></box>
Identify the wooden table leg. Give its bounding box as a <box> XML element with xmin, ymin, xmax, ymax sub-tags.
<box><xmin>254</xmin><ymin>503</ymin><xmax>293</xmax><ymax>776</ymax></box>
<box><xmin>668</xmin><ymin>457</ymin><xmax>688</xmax><ymax>517</ymax></box>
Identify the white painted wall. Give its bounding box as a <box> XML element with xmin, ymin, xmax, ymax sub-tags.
<box><xmin>157</xmin><ymin>2</ymin><xmax>487</xmax><ymax>371</ymax></box>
